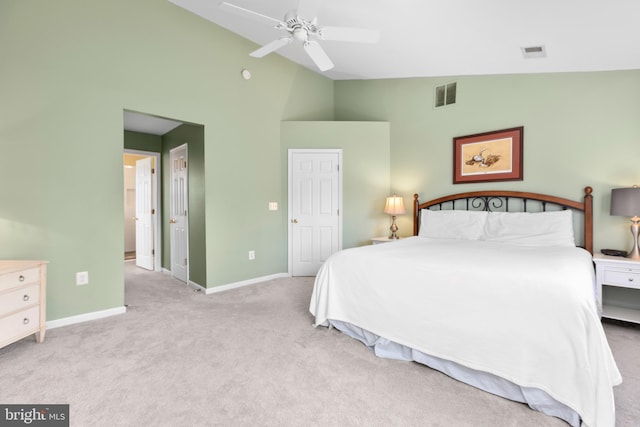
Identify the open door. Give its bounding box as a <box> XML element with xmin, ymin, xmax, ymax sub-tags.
<box><xmin>135</xmin><ymin>156</ymin><xmax>155</xmax><ymax>270</ymax></box>
<box><xmin>170</xmin><ymin>144</ymin><xmax>189</xmax><ymax>283</ymax></box>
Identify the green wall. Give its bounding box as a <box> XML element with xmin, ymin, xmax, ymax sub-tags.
<box><xmin>334</xmin><ymin>71</ymin><xmax>640</xmax><ymax>250</ymax></box>
<box><xmin>123</xmin><ymin>130</ymin><xmax>162</xmax><ymax>152</ymax></box>
<box><xmin>0</xmin><ymin>0</ymin><xmax>333</xmax><ymax>320</ymax></box>
<box><xmin>281</xmin><ymin>121</ymin><xmax>391</xmax><ymax>248</ymax></box>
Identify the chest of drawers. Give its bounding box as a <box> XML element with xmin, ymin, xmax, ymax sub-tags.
<box><xmin>0</xmin><ymin>260</ymin><xmax>47</xmax><ymax>349</ymax></box>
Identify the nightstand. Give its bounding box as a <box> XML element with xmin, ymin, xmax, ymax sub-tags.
<box><xmin>371</xmin><ymin>236</ymin><xmax>402</xmax><ymax>244</ymax></box>
<box><xmin>593</xmin><ymin>253</ymin><xmax>640</xmax><ymax>324</ymax></box>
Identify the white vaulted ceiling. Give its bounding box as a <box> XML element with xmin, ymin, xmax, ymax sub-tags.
<box><xmin>168</xmin><ymin>0</ymin><xmax>640</xmax><ymax>80</ymax></box>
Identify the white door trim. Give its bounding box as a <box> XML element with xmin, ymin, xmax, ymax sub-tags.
<box><xmin>124</xmin><ymin>149</ymin><xmax>162</xmax><ymax>272</ymax></box>
<box><xmin>287</xmin><ymin>148</ymin><xmax>343</xmax><ymax>276</ymax></box>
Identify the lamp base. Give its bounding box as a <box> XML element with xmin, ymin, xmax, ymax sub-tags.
<box><xmin>388</xmin><ymin>215</ymin><xmax>400</xmax><ymax>240</ymax></box>
<box><xmin>627</xmin><ymin>219</ymin><xmax>640</xmax><ymax>260</ymax></box>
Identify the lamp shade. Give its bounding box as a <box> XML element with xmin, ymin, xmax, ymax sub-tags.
<box><xmin>610</xmin><ymin>187</ymin><xmax>640</xmax><ymax>217</ymax></box>
<box><xmin>384</xmin><ymin>195</ymin><xmax>406</xmax><ymax>215</ymax></box>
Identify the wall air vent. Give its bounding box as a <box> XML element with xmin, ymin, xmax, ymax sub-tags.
<box><xmin>435</xmin><ymin>82</ymin><xmax>457</xmax><ymax>108</ymax></box>
<box><xmin>521</xmin><ymin>45</ymin><xmax>546</xmax><ymax>59</ymax></box>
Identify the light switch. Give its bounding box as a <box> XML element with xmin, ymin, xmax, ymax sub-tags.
<box><xmin>268</xmin><ymin>202</ymin><xmax>278</xmax><ymax>211</ymax></box>
<box><xmin>76</xmin><ymin>271</ymin><xmax>89</xmax><ymax>286</ymax></box>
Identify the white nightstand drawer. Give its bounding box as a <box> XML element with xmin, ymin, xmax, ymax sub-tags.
<box><xmin>603</xmin><ymin>269</ymin><xmax>640</xmax><ymax>289</ymax></box>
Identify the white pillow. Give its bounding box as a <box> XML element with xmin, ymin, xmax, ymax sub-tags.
<box><xmin>419</xmin><ymin>209</ymin><xmax>488</xmax><ymax>240</ymax></box>
<box><xmin>481</xmin><ymin>210</ymin><xmax>575</xmax><ymax>247</ymax></box>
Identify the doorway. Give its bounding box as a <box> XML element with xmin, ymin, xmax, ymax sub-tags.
<box><xmin>123</xmin><ymin>110</ymin><xmax>206</xmax><ymax>288</ymax></box>
<box><xmin>123</xmin><ymin>150</ymin><xmax>162</xmax><ymax>272</ymax></box>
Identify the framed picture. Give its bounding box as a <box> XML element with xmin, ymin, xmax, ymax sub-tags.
<box><xmin>453</xmin><ymin>126</ymin><xmax>523</xmax><ymax>184</ymax></box>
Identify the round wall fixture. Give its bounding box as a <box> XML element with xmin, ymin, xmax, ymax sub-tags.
<box><xmin>241</xmin><ymin>69</ymin><xmax>251</xmax><ymax>80</ymax></box>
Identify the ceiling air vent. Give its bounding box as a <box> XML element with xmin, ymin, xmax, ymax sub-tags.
<box><xmin>521</xmin><ymin>45</ymin><xmax>546</xmax><ymax>59</ymax></box>
<box><xmin>435</xmin><ymin>82</ymin><xmax>457</xmax><ymax>108</ymax></box>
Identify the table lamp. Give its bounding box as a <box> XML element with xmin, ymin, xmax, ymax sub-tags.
<box><xmin>384</xmin><ymin>194</ymin><xmax>406</xmax><ymax>239</ymax></box>
<box><xmin>610</xmin><ymin>186</ymin><xmax>640</xmax><ymax>260</ymax></box>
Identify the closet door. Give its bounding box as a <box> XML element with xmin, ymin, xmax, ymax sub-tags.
<box><xmin>289</xmin><ymin>150</ymin><xmax>342</xmax><ymax>276</ymax></box>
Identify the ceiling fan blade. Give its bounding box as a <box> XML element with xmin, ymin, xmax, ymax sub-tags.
<box><xmin>250</xmin><ymin>37</ymin><xmax>292</xmax><ymax>58</ymax></box>
<box><xmin>303</xmin><ymin>41</ymin><xmax>334</xmax><ymax>71</ymax></box>
<box><xmin>319</xmin><ymin>26</ymin><xmax>380</xmax><ymax>44</ymax></box>
<box><xmin>296</xmin><ymin>0</ymin><xmax>322</xmax><ymax>19</ymax></box>
<box><xmin>219</xmin><ymin>2</ymin><xmax>282</xmax><ymax>27</ymax></box>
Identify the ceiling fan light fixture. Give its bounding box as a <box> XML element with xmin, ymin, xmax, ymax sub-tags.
<box><xmin>293</xmin><ymin>27</ymin><xmax>308</xmax><ymax>42</ymax></box>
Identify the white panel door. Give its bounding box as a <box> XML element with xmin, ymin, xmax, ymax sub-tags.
<box><xmin>135</xmin><ymin>157</ymin><xmax>154</xmax><ymax>271</ymax></box>
<box><xmin>290</xmin><ymin>150</ymin><xmax>341</xmax><ymax>276</ymax></box>
<box><xmin>170</xmin><ymin>145</ymin><xmax>189</xmax><ymax>283</ymax></box>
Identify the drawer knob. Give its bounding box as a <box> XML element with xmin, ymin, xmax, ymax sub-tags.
<box><xmin>23</xmin><ymin>294</ymin><xmax>30</xmax><ymax>302</ymax></box>
<box><xmin>23</xmin><ymin>318</ymin><xmax>30</xmax><ymax>325</ymax></box>
<box><xmin>19</xmin><ymin>275</ymin><xmax>25</xmax><ymax>282</ymax></box>
<box><xmin>629</xmin><ymin>278</ymin><xmax>634</xmax><ymax>282</ymax></box>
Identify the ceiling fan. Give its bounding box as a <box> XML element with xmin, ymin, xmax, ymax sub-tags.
<box><xmin>219</xmin><ymin>0</ymin><xmax>380</xmax><ymax>71</ymax></box>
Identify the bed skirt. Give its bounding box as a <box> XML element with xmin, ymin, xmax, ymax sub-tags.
<box><xmin>328</xmin><ymin>319</ymin><xmax>580</xmax><ymax>427</ymax></box>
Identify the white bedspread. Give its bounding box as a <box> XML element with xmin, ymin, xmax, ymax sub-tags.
<box><xmin>309</xmin><ymin>237</ymin><xmax>622</xmax><ymax>427</ymax></box>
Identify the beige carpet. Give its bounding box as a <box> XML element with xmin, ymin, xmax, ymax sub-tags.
<box><xmin>0</xmin><ymin>263</ymin><xmax>638</xmax><ymax>426</ymax></box>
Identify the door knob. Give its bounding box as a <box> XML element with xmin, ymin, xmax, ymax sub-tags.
<box><xmin>169</xmin><ymin>219</ymin><xmax>176</xmax><ymax>224</ymax></box>
<box><xmin>291</xmin><ymin>218</ymin><xmax>298</xmax><ymax>224</ymax></box>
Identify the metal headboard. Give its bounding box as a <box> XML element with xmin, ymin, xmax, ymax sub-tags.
<box><xmin>413</xmin><ymin>187</ymin><xmax>593</xmax><ymax>254</ymax></box>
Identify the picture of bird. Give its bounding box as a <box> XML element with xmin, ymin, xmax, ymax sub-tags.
<box><xmin>465</xmin><ymin>147</ymin><xmax>501</xmax><ymax>168</ymax></box>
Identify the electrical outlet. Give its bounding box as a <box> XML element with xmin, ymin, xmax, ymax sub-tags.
<box><xmin>76</xmin><ymin>271</ymin><xmax>89</xmax><ymax>286</ymax></box>
<box><xmin>248</xmin><ymin>250</ymin><xmax>255</xmax><ymax>260</ymax></box>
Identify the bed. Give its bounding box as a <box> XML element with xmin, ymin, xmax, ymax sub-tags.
<box><xmin>309</xmin><ymin>187</ymin><xmax>621</xmax><ymax>427</ymax></box>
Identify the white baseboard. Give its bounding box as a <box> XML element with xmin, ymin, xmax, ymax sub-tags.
<box><xmin>46</xmin><ymin>306</ymin><xmax>127</xmax><ymax>330</ymax></box>
<box><xmin>161</xmin><ymin>269</ymin><xmax>205</xmax><ymax>292</ymax></box>
<box><xmin>162</xmin><ymin>268</ymin><xmax>289</xmax><ymax>295</ymax></box>
<box><xmin>44</xmin><ymin>273</ymin><xmax>289</xmax><ymax>328</ymax></box>
<box><xmin>205</xmin><ymin>273</ymin><xmax>290</xmax><ymax>295</ymax></box>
